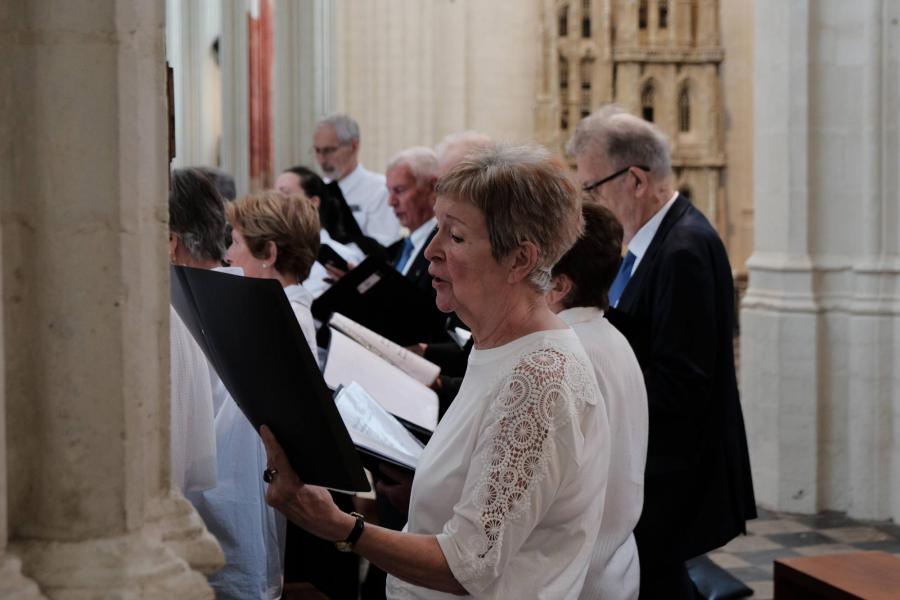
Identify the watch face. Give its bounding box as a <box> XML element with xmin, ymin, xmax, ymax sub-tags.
<box><xmin>334</xmin><ymin>541</ymin><xmax>353</xmax><ymax>552</ymax></box>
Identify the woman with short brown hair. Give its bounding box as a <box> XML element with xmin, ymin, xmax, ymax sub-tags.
<box><xmin>262</xmin><ymin>145</ymin><xmax>613</xmax><ymax>599</ymax></box>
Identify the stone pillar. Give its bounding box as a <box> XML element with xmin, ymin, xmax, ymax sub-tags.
<box><xmin>221</xmin><ymin>0</ymin><xmax>251</xmax><ymax>196</ymax></box>
<box><xmin>0</xmin><ymin>4</ymin><xmax>45</xmax><ymax>597</ymax></box>
<box><xmin>166</xmin><ymin>0</ymin><xmax>223</xmax><ymax>168</ymax></box>
<box><xmin>0</xmin><ymin>1</ymin><xmax>213</xmax><ymax>596</ymax></box>
<box><xmin>741</xmin><ymin>0</ymin><xmax>819</xmax><ymax>514</ymax></box>
<box><xmin>273</xmin><ymin>0</ymin><xmax>336</xmax><ymax>173</ymax></box>
<box><xmin>843</xmin><ymin>0</ymin><xmax>899</xmax><ymax>521</ymax></box>
<box><xmin>743</xmin><ymin>0</ymin><xmax>900</xmax><ymax>520</ymax></box>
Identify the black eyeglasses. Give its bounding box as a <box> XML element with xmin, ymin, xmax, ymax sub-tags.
<box><xmin>582</xmin><ymin>165</ymin><xmax>650</xmax><ymax>195</ymax></box>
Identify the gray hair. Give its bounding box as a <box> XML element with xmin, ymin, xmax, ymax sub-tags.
<box><xmin>315</xmin><ymin>113</ymin><xmax>360</xmax><ymax>144</ymax></box>
<box><xmin>169</xmin><ymin>168</ymin><xmax>228</xmax><ymax>262</ymax></box>
<box><xmin>194</xmin><ymin>166</ymin><xmax>236</xmax><ymax>201</ymax></box>
<box><xmin>386</xmin><ymin>146</ymin><xmax>439</xmax><ymax>187</ymax></box>
<box><xmin>436</xmin><ymin>144</ymin><xmax>583</xmax><ymax>293</ymax></box>
<box><xmin>434</xmin><ymin>130</ymin><xmax>492</xmax><ymax>176</ymax></box>
<box><xmin>566</xmin><ymin>104</ymin><xmax>672</xmax><ymax>180</ymax></box>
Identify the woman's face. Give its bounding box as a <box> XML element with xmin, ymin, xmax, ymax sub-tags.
<box><xmin>425</xmin><ymin>196</ymin><xmax>510</xmax><ymax>322</ymax></box>
<box><xmin>225</xmin><ymin>227</ymin><xmax>268</xmax><ymax>279</ymax></box>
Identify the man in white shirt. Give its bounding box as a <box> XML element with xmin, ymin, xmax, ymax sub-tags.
<box><xmin>314</xmin><ymin>114</ymin><xmax>401</xmax><ymax>246</ymax></box>
<box><xmin>384</xmin><ymin>146</ymin><xmax>439</xmax><ymax>291</ymax></box>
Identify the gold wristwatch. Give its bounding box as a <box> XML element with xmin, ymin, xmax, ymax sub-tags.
<box><xmin>334</xmin><ymin>512</ymin><xmax>365</xmax><ymax>552</ymax></box>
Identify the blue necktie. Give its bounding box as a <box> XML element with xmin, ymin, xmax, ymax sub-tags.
<box><xmin>608</xmin><ymin>250</ymin><xmax>636</xmax><ymax>308</ymax></box>
<box><xmin>395</xmin><ymin>237</ymin><xmax>415</xmax><ymax>273</ymax></box>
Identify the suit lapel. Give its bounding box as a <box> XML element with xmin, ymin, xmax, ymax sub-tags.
<box><xmin>405</xmin><ymin>226</ymin><xmax>438</xmax><ymax>284</ymax></box>
<box><xmin>617</xmin><ymin>194</ymin><xmax>691</xmax><ymax>312</ymax></box>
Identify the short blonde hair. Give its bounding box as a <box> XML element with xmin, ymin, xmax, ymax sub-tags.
<box><xmin>436</xmin><ymin>144</ymin><xmax>583</xmax><ymax>291</ymax></box>
<box><xmin>227</xmin><ymin>190</ymin><xmax>321</xmax><ymax>280</ymax></box>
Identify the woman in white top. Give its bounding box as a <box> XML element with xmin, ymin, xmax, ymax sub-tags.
<box><xmin>188</xmin><ymin>190</ymin><xmax>320</xmax><ymax>600</ymax></box>
<box><xmin>261</xmin><ymin>145</ymin><xmax>612</xmax><ymax>598</ymax></box>
<box><xmin>547</xmin><ymin>203</ymin><xmax>649</xmax><ymax>600</ymax></box>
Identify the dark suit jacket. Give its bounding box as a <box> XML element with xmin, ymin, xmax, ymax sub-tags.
<box><xmin>388</xmin><ymin>226</ymin><xmax>438</xmax><ymax>294</ymax></box>
<box><xmin>606</xmin><ymin>195</ymin><xmax>756</xmax><ymax>565</ymax></box>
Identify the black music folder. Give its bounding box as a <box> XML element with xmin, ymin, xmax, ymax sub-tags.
<box><xmin>311</xmin><ymin>256</ymin><xmax>446</xmax><ymax>346</ymax></box>
<box><xmin>170</xmin><ymin>265</ymin><xmax>370</xmax><ymax>492</ymax></box>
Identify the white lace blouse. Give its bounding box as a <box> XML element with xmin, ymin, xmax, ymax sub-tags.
<box><xmin>386</xmin><ymin>329</ymin><xmax>611</xmax><ymax>599</ymax></box>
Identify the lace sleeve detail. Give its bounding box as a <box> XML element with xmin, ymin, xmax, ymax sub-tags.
<box><xmin>444</xmin><ymin>345</ymin><xmax>595</xmax><ymax>586</ymax></box>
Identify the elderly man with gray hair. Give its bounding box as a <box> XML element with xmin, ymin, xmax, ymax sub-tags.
<box><xmin>314</xmin><ymin>113</ymin><xmax>401</xmax><ymax>246</ymax></box>
<box><xmin>384</xmin><ymin>146</ymin><xmax>439</xmax><ymax>290</ymax></box>
<box><xmin>568</xmin><ymin>106</ymin><xmax>756</xmax><ymax>599</ymax></box>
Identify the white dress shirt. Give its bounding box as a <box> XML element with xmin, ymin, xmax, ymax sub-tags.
<box><xmin>387</xmin><ymin>329</ymin><xmax>610</xmax><ymax>599</ymax></box>
<box><xmin>187</xmin><ymin>281</ymin><xmax>318</xmax><ymax>600</ymax></box>
<box><xmin>335</xmin><ymin>163</ymin><xmax>401</xmax><ymax>246</ymax></box>
<box><xmin>560</xmin><ymin>307</ymin><xmax>648</xmax><ymax>600</ymax></box>
<box><xmin>400</xmin><ymin>217</ymin><xmax>437</xmax><ymax>276</ymax></box>
<box><xmin>626</xmin><ymin>191</ymin><xmax>679</xmax><ymax>275</ymax></box>
<box><xmin>169</xmin><ymin>306</ymin><xmax>217</xmax><ymax>494</ymax></box>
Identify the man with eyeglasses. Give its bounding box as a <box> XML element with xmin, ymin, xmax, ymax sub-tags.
<box><xmin>313</xmin><ymin>114</ymin><xmax>401</xmax><ymax>247</ymax></box>
<box><xmin>567</xmin><ymin>105</ymin><xmax>756</xmax><ymax>600</ymax></box>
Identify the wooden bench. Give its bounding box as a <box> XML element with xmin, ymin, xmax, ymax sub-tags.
<box><xmin>774</xmin><ymin>551</ymin><xmax>900</xmax><ymax>599</ymax></box>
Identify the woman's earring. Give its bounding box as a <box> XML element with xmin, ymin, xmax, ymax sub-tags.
<box><xmin>262</xmin><ymin>263</ymin><xmax>268</xmax><ymax>268</ymax></box>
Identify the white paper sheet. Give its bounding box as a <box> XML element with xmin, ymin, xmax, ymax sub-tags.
<box><xmin>330</xmin><ymin>313</ymin><xmax>441</xmax><ymax>385</ymax></box>
<box><xmin>324</xmin><ymin>329</ymin><xmax>439</xmax><ymax>431</ymax></box>
<box><xmin>335</xmin><ymin>383</ymin><xmax>424</xmax><ymax>470</ymax></box>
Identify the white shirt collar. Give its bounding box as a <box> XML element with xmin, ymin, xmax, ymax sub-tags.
<box><xmin>558</xmin><ymin>306</ymin><xmax>603</xmax><ymax>326</ymax></box>
<box><xmin>408</xmin><ymin>216</ymin><xmax>437</xmax><ymax>247</ymax></box>
<box><xmin>400</xmin><ymin>217</ymin><xmax>437</xmax><ymax>275</ymax></box>
<box><xmin>336</xmin><ymin>163</ymin><xmax>366</xmax><ymax>196</ymax></box>
<box><xmin>626</xmin><ymin>191</ymin><xmax>679</xmax><ymax>273</ymax></box>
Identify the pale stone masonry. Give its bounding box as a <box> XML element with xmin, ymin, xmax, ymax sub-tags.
<box><xmin>742</xmin><ymin>0</ymin><xmax>900</xmax><ymax>522</ymax></box>
<box><xmin>0</xmin><ymin>1</ymin><xmax>221</xmax><ymax>597</ymax></box>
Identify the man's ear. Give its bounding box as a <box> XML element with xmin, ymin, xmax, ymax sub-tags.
<box><xmin>349</xmin><ymin>139</ymin><xmax>360</xmax><ymax>154</ymax></box>
<box><xmin>169</xmin><ymin>232</ymin><xmax>179</xmax><ymax>263</ymax></box>
<box><xmin>309</xmin><ymin>195</ymin><xmax>321</xmax><ymax>209</ymax></box>
<box><xmin>546</xmin><ymin>273</ymin><xmax>574</xmax><ymax>309</ymax></box>
<box><xmin>632</xmin><ymin>166</ymin><xmax>650</xmax><ymax>196</ymax></box>
<box><xmin>506</xmin><ymin>241</ymin><xmax>540</xmax><ymax>285</ymax></box>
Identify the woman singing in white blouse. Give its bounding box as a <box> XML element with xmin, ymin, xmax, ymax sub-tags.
<box><xmin>190</xmin><ymin>190</ymin><xmax>321</xmax><ymax>600</ymax></box>
<box><xmin>262</xmin><ymin>145</ymin><xmax>612</xmax><ymax>598</ymax></box>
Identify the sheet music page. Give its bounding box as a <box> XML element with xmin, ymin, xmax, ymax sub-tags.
<box><xmin>324</xmin><ymin>328</ymin><xmax>439</xmax><ymax>431</ymax></box>
<box><xmin>330</xmin><ymin>313</ymin><xmax>440</xmax><ymax>385</ymax></box>
<box><xmin>335</xmin><ymin>383</ymin><xmax>424</xmax><ymax>470</ymax></box>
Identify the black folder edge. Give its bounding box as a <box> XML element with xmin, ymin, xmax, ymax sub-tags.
<box><xmin>171</xmin><ymin>265</ymin><xmax>371</xmax><ymax>492</ymax></box>
<box><xmin>317</xmin><ymin>244</ymin><xmax>349</xmax><ymax>272</ymax></box>
<box><xmin>323</xmin><ymin>318</ymin><xmax>435</xmax><ymax>442</ymax></box>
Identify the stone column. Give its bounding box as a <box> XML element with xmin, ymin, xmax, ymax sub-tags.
<box><xmin>741</xmin><ymin>0</ymin><xmax>820</xmax><ymax>514</ymax></box>
<box><xmin>273</xmin><ymin>0</ymin><xmax>336</xmax><ymax>173</ymax></box>
<box><xmin>0</xmin><ymin>1</ymin><xmax>213</xmax><ymax>596</ymax></box>
<box><xmin>221</xmin><ymin>0</ymin><xmax>251</xmax><ymax>196</ymax></box>
<box><xmin>166</xmin><ymin>0</ymin><xmax>223</xmax><ymax>168</ymax></box>
<box><xmin>843</xmin><ymin>0</ymin><xmax>899</xmax><ymax>521</ymax></box>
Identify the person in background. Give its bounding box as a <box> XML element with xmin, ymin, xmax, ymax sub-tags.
<box><xmin>188</xmin><ymin>190</ymin><xmax>321</xmax><ymax>600</ymax></box>
<box><xmin>195</xmin><ymin>166</ymin><xmax>237</xmax><ymax>201</ymax></box>
<box><xmin>384</xmin><ymin>146</ymin><xmax>439</xmax><ymax>291</ymax></box>
<box><xmin>313</xmin><ymin>113</ymin><xmax>401</xmax><ymax>246</ymax></box>
<box><xmin>568</xmin><ymin>106</ymin><xmax>756</xmax><ymax>599</ymax></box>
<box><xmin>167</xmin><ymin>168</ymin><xmax>228</xmax><ymax>494</ymax></box>
<box><xmin>262</xmin><ymin>144</ymin><xmax>612</xmax><ymax>599</ymax></box>
<box><xmin>546</xmin><ymin>202</ymin><xmax>649</xmax><ymax>600</ymax></box>
<box><xmin>274</xmin><ymin>165</ymin><xmax>368</xmax><ymax>298</ymax></box>
<box><xmin>434</xmin><ymin>130</ymin><xmax>492</xmax><ymax>178</ymax></box>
